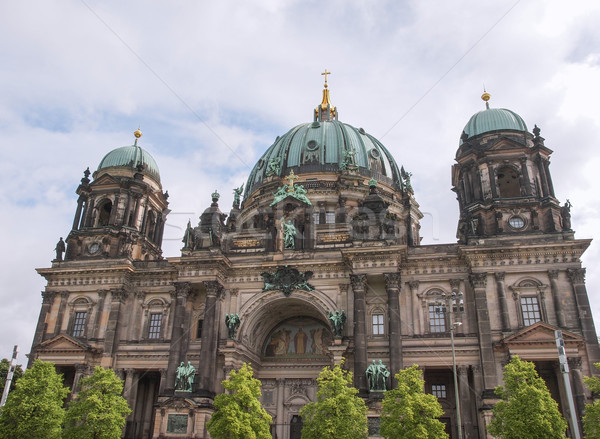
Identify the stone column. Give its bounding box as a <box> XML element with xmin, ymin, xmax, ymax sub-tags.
<box><xmin>536</xmin><ymin>155</ymin><xmax>550</xmax><ymax>197</ymax></box>
<box><xmin>92</xmin><ymin>290</ymin><xmax>107</xmax><ymax>340</ymax></box>
<box><xmin>544</xmin><ymin>159</ymin><xmax>555</xmax><ymax>197</ymax></box>
<box><xmin>158</xmin><ymin>368</ymin><xmax>168</xmax><ymax>394</ymax></box>
<box><xmin>29</xmin><ymin>291</ymin><xmax>56</xmax><ymax>365</ymax></box>
<box><xmin>128</xmin><ymin>291</ymin><xmax>145</xmax><ymax>341</ymax></box>
<box><xmin>350</xmin><ymin>274</ymin><xmax>368</xmax><ymax>394</ymax></box>
<box><xmin>520</xmin><ymin>158</ymin><xmax>533</xmax><ymax>196</ymax></box>
<box><xmin>567</xmin><ymin>268</ymin><xmax>600</xmax><ymax>363</ymax></box>
<box><xmin>487</xmin><ymin>163</ymin><xmax>499</xmax><ymax>199</ymax></box>
<box><xmin>408</xmin><ymin>281</ymin><xmax>420</xmax><ymax>335</ymax></box>
<box><xmin>469</xmin><ymin>272</ymin><xmax>498</xmax><ymax>390</ymax></box>
<box><xmin>72</xmin><ymin>196</ymin><xmax>85</xmax><ymax>230</ymax></box>
<box><xmin>548</xmin><ymin>270</ymin><xmax>566</xmax><ymax>328</ymax></box>
<box><xmin>384</xmin><ymin>273</ymin><xmax>402</xmax><ymax>381</ymax></box>
<box><xmin>72</xmin><ymin>363</ymin><xmax>89</xmax><ymax>394</ymax></box>
<box><xmin>165</xmin><ymin>282</ymin><xmax>190</xmax><ymax>394</ymax></box>
<box><xmin>54</xmin><ymin>291</ymin><xmax>70</xmax><ymax>336</ymax></box>
<box><xmin>83</xmin><ymin>197</ymin><xmax>95</xmax><ymax>227</ymax></box>
<box><xmin>494</xmin><ymin>272</ymin><xmax>510</xmax><ymax>332</ymax></box>
<box><xmin>198</xmin><ymin>280</ymin><xmax>223</xmax><ymax>395</ymax></box>
<box><xmin>458</xmin><ymin>365</ymin><xmax>474</xmax><ymax>439</ymax></box>
<box><xmin>103</xmin><ymin>288</ymin><xmax>128</xmax><ymax>357</ymax></box>
<box><xmin>109</xmin><ymin>193</ymin><xmax>120</xmax><ymax>225</ymax></box>
<box><xmin>568</xmin><ymin>357</ymin><xmax>586</xmax><ymax>426</ymax></box>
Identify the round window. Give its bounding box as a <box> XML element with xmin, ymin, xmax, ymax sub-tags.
<box><xmin>306</xmin><ymin>140</ymin><xmax>319</xmax><ymax>151</ymax></box>
<box><xmin>369</xmin><ymin>148</ymin><xmax>381</xmax><ymax>159</ymax></box>
<box><xmin>508</xmin><ymin>216</ymin><xmax>525</xmax><ymax>229</ymax></box>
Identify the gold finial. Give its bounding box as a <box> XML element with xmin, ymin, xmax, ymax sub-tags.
<box><xmin>321</xmin><ymin>69</ymin><xmax>331</xmax><ymax>88</ymax></box>
<box><xmin>481</xmin><ymin>90</ymin><xmax>491</xmax><ymax>109</ymax></box>
<box><xmin>134</xmin><ymin>128</ymin><xmax>142</xmax><ymax>145</ymax></box>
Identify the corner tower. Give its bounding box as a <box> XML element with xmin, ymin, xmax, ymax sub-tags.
<box><xmin>65</xmin><ymin>130</ymin><xmax>169</xmax><ymax>261</ymax></box>
<box><xmin>452</xmin><ymin>93</ymin><xmax>567</xmax><ymax>244</ymax></box>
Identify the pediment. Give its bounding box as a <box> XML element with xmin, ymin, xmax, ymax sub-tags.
<box><xmin>38</xmin><ymin>334</ymin><xmax>94</xmax><ymax>353</ymax></box>
<box><xmin>485</xmin><ymin>136</ymin><xmax>527</xmax><ymax>152</ymax></box>
<box><xmin>90</xmin><ymin>174</ymin><xmax>119</xmax><ymax>186</ymax></box>
<box><xmin>499</xmin><ymin>322</ymin><xmax>583</xmax><ymax>347</ymax></box>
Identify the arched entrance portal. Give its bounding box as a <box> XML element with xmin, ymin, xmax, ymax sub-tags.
<box><xmin>233</xmin><ymin>292</ymin><xmax>337</xmax><ymax>439</ymax></box>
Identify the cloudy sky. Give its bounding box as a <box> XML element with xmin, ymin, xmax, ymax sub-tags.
<box><xmin>1</xmin><ymin>0</ymin><xmax>599</xmax><ymax>362</ymax></box>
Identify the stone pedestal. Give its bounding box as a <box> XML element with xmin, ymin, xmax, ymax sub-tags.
<box><xmin>153</xmin><ymin>396</ymin><xmax>214</xmax><ymax>439</ymax></box>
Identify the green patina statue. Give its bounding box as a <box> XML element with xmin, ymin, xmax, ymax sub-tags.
<box><xmin>225</xmin><ymin>313</ymin><xmax>241</xmax><ymax>339</ymax></box>
<box><xmin>366</xmin><ymin>359</ymin><xmax>390</xmax><ymax>391</ymax></box>
<box><xmin>328</xmin><ymin>310</ymin><xmax>346</xmax><ymax>338</ymax></box>
<box><xmin>283</xmin><ymin>220</ymin><xmax>296</xmax><ymax>249</ymax></box>
<box><xmin>175</xmin><ymin>361</ymin><xmax>196</xmax><ymax>392</ymax></box>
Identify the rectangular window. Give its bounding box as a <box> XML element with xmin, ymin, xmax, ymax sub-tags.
<box><xmin>432</xmin><ymin>384</ymin><xmax>447</xmax><ymax>399</ymax></box>
<box><xmin>521</xmin><ymin>297</ymin><xmax>541</xmax><ymax>326</ymax></box>
<box><xmin>148</xmin><ymin>313</ymin><xmax>162</xmax><ymax>339</ymax></box>
<box><xmin>325</xmin><ymin>212</ymin><xmax>335</xmax><ymax>224</ymax></box>
<box><xmin>72</xmin><ymin>311</ymin><xmax>87</xmax><ymax>337</ymax></box>
<box><xmin>429</xmin><ymin>305</ymin><xmax>446</xmax><ymax>333</ymax></box>
<box><xmin>372</xmin><ymin>314</ymin><xmax>385</xmax><ymax>335</ymax></box>
<box><xmin>313</xmin><ymin>213</ymin><xmax>320</xmax><ymax>225</ymax></box>
<box><xmin>196</xmin><ymin>319</ymin><xmax>203</xmax><ymax>339</ymax></box>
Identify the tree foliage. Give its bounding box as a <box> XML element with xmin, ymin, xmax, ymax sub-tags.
<box><xmin>583</xmin><ymin>362</ymin><xmax>600</xmax><ymax>439</ymax></box>
<box><xmin>488</xmin><ymin>356</ymin><xmax>567</xmax><ymax>439</ymax></box>
<box><xmin>300</xmin><ymin>361</ymin><xmax>368</xmax><ymax>439</ymax></box>
<box><xmin>207</xmin><ymin>363</ymin><xmax>272</xmax><ymax>439</ymax></box>
<box><xmin>0</xmin><ymin>358</ymin><xmax>23</xmax><ymax>394</ymax></box>
<box><xmin>63</xmin><ymin>366</ymin><xmax>131</xmax><ymax>439</ymax></box>
<box><xmin>380</xmin><ymin>364</ymin><xmax>448</xmax><ymax>439</ymax></box>
<box><xmin>0</xmin><ymin>359</ymin><xmax>69</xmax><ymax>439</ymax></box>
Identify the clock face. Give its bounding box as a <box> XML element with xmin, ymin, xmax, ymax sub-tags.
<box><xmin>89</xmin><ymin>242</ymin><xmax>100</xmax><ymax>254</ymax></box>
<box><xmin>509</xmin><ymin>216</ymin><xmax>525</xmax><ymax>229</ymax></box>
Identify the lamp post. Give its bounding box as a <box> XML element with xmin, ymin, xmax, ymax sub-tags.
<box><xmin>436</xmin><ymin>292</ymin><xmax>464</xmax><ymax>439</ymax></box>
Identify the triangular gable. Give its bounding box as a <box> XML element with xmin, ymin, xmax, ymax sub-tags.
<box><xmin>501</xmin><ymin>321</ymin><xmax>582</xmax><ymax>346</ymax></box>
<box><xmin>38</xmin><ymin>334</ymin><xmax>94</xmax><ymax>353</ymax></box>
<box><xmin>496</xmin><ymin>322</ymin><xmax>584</xmax><ymax>360</ymax></box>
<box><xmin>485</xmin><ymin>136</ymin><xmax>528</xmax><ymax>152</ymax></box>
<box><xmin>90</xmin><ymin>173</ymin><xmax>119</xmax><ymax>186</ymax></box>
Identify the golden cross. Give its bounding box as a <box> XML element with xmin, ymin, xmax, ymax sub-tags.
<box><xmin>321</xmin><ymin>69</ymin><xmax>331</xmax><ymax>86</ymax></box>
<box><xmin>285</xmin><ymin>170</ymin><xmax>298</xmax><ymax>192</ymax></box>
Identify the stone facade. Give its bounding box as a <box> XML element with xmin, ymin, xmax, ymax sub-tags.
<box><xmin>30</xmin><ymin>90</ymin><xmax>599</xmax><ymax>439</ymax></box>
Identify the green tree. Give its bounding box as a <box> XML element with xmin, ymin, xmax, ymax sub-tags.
<box><xmin>0</xmin><ymin>358</ymin><xmax>23</xmax><ymax>394</ymax></box>
<box><xmin>0</xmin><ymin>359</ymin><xmax>69</xmax><ymax>439</ymax></box>
<box><xmin>300</xmin><ymin>361</ymin><xmax>368</xmax><ymax>439</ymax></box>
<box><xmin>207</xmin><ymin>363</ymin><xmax>272</xmax><ymax>439</ymax></box>
<box><xmin>380</xmin><ymin>364</ymin><xmax>448</xmax><ymax>439</ymax></box>
<box><xmin>63</xmin><ymin>366</ymin><xmax>131</xmax><ymax>439</ymax></box>
<box><xmin>583</xmin><ymin>362</ymin><xmax>600</xmax><ymax>439</ymax></box>
<box><xmin>488</xmin><ymin>356</ymin><xmax>567</xmax><ymax>439</ymax></box>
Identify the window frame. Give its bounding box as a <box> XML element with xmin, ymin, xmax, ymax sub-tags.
<box><xmin>372</xmin><ymin>313</ymin><xmax>385</xmax><ymax>336</ymax></box>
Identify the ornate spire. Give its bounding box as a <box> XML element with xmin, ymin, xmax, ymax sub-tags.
<box><xmin>315</xmin><ymin>69</ymin><xmax>337</xmax><ymax>122</ymax></box>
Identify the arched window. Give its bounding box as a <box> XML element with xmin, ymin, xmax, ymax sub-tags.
<box><xmin>97</xmin><ymin>200</ymin><xmax>112</xmax><ymax>226</ymax></box>
<box><xmin>146</xmin><ymin>211</ymin><xmax>156</xmax><ymax>240</ymax></box>
<box><xmin>497</xmin><ymin>166</ymin><xmax>521</xmax><ymax>198</ymax></box>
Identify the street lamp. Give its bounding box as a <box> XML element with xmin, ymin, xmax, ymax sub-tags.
<box><xmin>435</xmin><ymin>291</ymin><xmax>464</xmax><ymax>439</ymax></box>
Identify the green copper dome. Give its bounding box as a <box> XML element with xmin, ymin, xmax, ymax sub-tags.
<box><xmin>97</xmin><ymin>145</ymin><xmax>161</xmax><ymax>182</ymax></box>
<box><xmin>460</xmin><ymin>107</ymin><xmax>528</xmax><ymax>145</ymax></box>
<box><xmin>244</xmin><ymin>120</ymin><xmax>402</xmax><ymax>198</ymax></box>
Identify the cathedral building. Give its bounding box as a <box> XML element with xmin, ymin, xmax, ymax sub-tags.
<box><xmin>29</xmin><ymin>78</ymin><xmax>600</xmax><ymax>439</ymax></box>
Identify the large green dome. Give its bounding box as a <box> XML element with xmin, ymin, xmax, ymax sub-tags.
<box><xmin>244</xmin><ymin>119</ymin><xmax>402</xmax><ymax>198</ymax></box>
<box><xmin>460</xmin><ymin>107</ymin><xmax>528</xmax><ymax>145</ymax></box>
<box><xmin>97</xmin><ymin>144</ymin><xmax>161</xmax><ymax>182</ymax></box>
